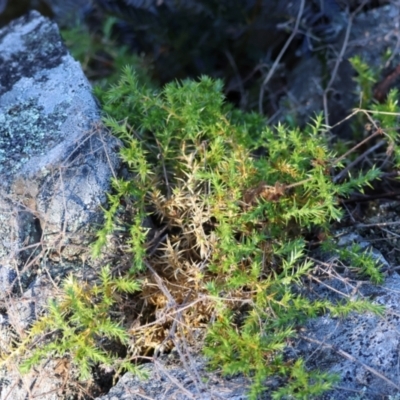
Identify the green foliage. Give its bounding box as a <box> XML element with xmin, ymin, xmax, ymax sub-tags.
<box><xmin>349</xmin><ymin>55</ymin><xmax>378</xmax><ymax>108</ymax></box>
<box><xmin>19</xmin><ymin>266</ymin><xmax>142</xmax><ymax>381</ymax></box>
<box><xmin>370</xmin><ymin>88</ymin><xmax>400</xmax><ymax>132</ymax></box>
<box><xmin>336</xmin><ymin>243</ymin><xmax>384</xmax><ymax>284</ymax></box>
<box><xmin>13</xmin><ymin>58</ymin><xmax>395</xmax><ymax>397</ymax></box>
<box><xmin>349</xmin><ymin>56</ymin><xmax>400</xmax><ymax>169</ymax></box>
<box><xmin>85</xmin><ymin>68</ymin><xmax>389</xmax><ymax>398</ymax></box>
<box><xmin>271</xmin><ymin>359</ymin><xmax>340</xmax><ymax>400</ymax></box>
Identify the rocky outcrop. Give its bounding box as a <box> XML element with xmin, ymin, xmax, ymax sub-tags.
<box><xmin>0</xmin><ymin>10</ymin><xmax>119</xmax><ymax>399</ymax></box>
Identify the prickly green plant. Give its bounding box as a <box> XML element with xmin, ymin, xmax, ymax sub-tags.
<box><xmin>11</xmin><ymin>61</ymin><xmax>394</xmax><ymax>398</ymax></box>
<box><xmin>14</xmin><ymin>266</ymin><xmax>142</xmax><ymax>381</ymax></box>
<box><xmin>350</xmin><ymin>56</ymin><xmax>400</xmax><ymax>169</ymax></box>
<box><xmin>85</xmin><ymin>67</ymin><xmax>386</xmax><ymax>399</ymax></box>
<box><xmin>349</xmin><ymin>55</ymin><xmax>379</xmax><ymax>108</ymax></box>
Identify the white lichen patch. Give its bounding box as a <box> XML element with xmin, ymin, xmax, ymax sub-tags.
<box><xmin>0</xmin><ymin>99</ymin><xmax>68</xmax><ymax>176</ymax></box>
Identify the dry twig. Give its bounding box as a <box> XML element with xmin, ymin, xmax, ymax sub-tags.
<box><xmin>258</xmin><ymin>0</ymin><xmax>305</xmax><ymax>114</ymax></box>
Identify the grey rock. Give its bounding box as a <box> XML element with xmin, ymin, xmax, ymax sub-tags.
<box><xmin>95</xmin><ymin>357</ymin><xmax>254</xmax><ymax>400</ymax></box>
<box><xmin>0</xmin><ymin>264</ymin><xmax>17</xmax><ymax>295</ymax></box>
<box><xmin>0</xmin><ymin>9</ymin><xmax>120</xmax><ymax>273</ymax></box>
<box><xmin>8</xmin><ymin>275</ymin><xmax>54</xmax><ymax>331</ymax></box>
<box><xmin>0</xmin><ymin>358</ymin><xmax>68</xmax><ymax>400</ymax></box>
<box><xmin>0</xmin><ymin>10</ymin><xmax>120</xmax><ymax>399</ymax></box>
<box><xmin>290</xmin><ymin>231</ymin><xmax>400</xmax><ymax>399</ymax></box>
<box><xmin>295</xmin><ymin>269</ymin><xmax>400</xmax><ymax>399</ymax></box>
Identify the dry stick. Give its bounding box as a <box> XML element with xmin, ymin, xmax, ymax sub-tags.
<box><xmin>306</xmin><ymin>257</ymin><xmax>360</xmax><ymax>294</ymax></box>
<box><xmin>332</xmin><ymin>139</ymin><xmax>386</xmax><ymax>183</ymax></box>
<box><xmin>379</xmin><ymin>227</ymin><xmax>400</xmax><ymax>240</ymax></box>
<box><xmin>130</xmin><ymin>263</ymin><xmax>200</xmax><ymax>398</ymax></box>
<box><xmin>173</xmin><ymin>334</ymin><xmax>206</xmax><ymax>395</ymax></box>
<box><xmin>355</xmin><ymin>220</ymin><xmax>400</xmax><ymax>229</ymax></box>
<box><xmin>146</xmin><ymin>226</ymin><xmax>169</xmax><ymax>258</ymax></box>
<box><xmin>168</xmin><ymin>326</ymin><xmax>206</xmax><ymax>398</ymax></box>
<box><xmin>308</xmin><ymin>274</ymin><xmax>351</xmax><ymax>298</ymax></box>
<box><xmin>299</xmin><ymin>334</ymin><xmax>400</xmax><ymax>391</ymax></box>
<box><xmin>98</xmin><ymin>124</ymin><xmax>119</xmax><ymax>181</ymax></box>
<box><xmin>225</xmin><ymin>49</ymin><xmax>246</xmax><ymax>109</ymax></box>
<box><xmin>128</xmin><ymin>293</ymin><xmax>253</xmax><ymax>334</ymax></box>
<box><xmin>153</xmin><ymin>359</ymin><xmax>196</xmax><ymax>400</ymax></box>
<box><xmin>144</xmin><ymin>259</ymin><xmax>176</xmax><ymax>306</ymax></box>
<box><xmin>333</xmin><ymin>125</ymin><xmax>381</xmax><ymax>166</ymax></box>
<box><xmin>229</xmin><ymin>63</ymin><xmax>268</xmax><ymax>92</ymax></box>
<box><xmin>2</xmin><ymin>228</ymin><xmax>61</xmax><ymax>302</ymax></box>
<box><xmin>155</xmin><ymin>291</ymin><xmax>192</xmax><ymax>357</ymax></box>
<box><xmin>172</xmin><ymin>295</ymin><xmax>208</xmax><ymax>394</ymax></box>
<box><xmin>331</xmin><ymin>107</ymin><xmax>398</xmax><ymax>182</ymax></box>
<box><xmin>258</xmin><ymin>0</ymin><xmax>305</xmax><ymax>114</ymax></box>
<box><xmin>322</xmin><ymin>7</ymin><xmax>351</xmax><ymax>127</ymax></box>
<box><xmin>128</xmin><ymin>297</ymin><xmax>208</xmax><ymax>333</ymax></box>
<box><xmin>322</xmin><ymin>0</ymin><xmax>368</xmax><ymax>127</ymax></box>
<box><xmin>164</xmin><ymin>308</ymin><xmax>216</xmax><ymax>399</ymax></box>
<box><xmin>155</xmin><ymin>137</ymin><xmax>171</xmax><ymax>199</ymax></box>
<box><xmin>354</xmin><ymin>108</ymin><xmax>400</xmax><ymax>117</ymax></box>
<box><xmin>327</xmin><ymin>108</ymin><xmax>360</xmax><ymax>132</ymax></box>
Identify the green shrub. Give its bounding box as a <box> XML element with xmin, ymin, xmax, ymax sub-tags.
<box><xmin>11</xmin><ymin>61</ymin><xmax>395</xmax><ymax>398</ymax></box>
<box><xmin>349</xmin><ymin>55</ymin><xmax>379</xmax><ymax>109</ymax></box>
<box><xmin>7</xmin><ymin>267</ymin><xmax>142</xmax><ymax>382</ymax></box>
<box><xmin>88</xmin><ymin>67</ymin><xmax>385</xmax><ymax>398</ymax></box>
